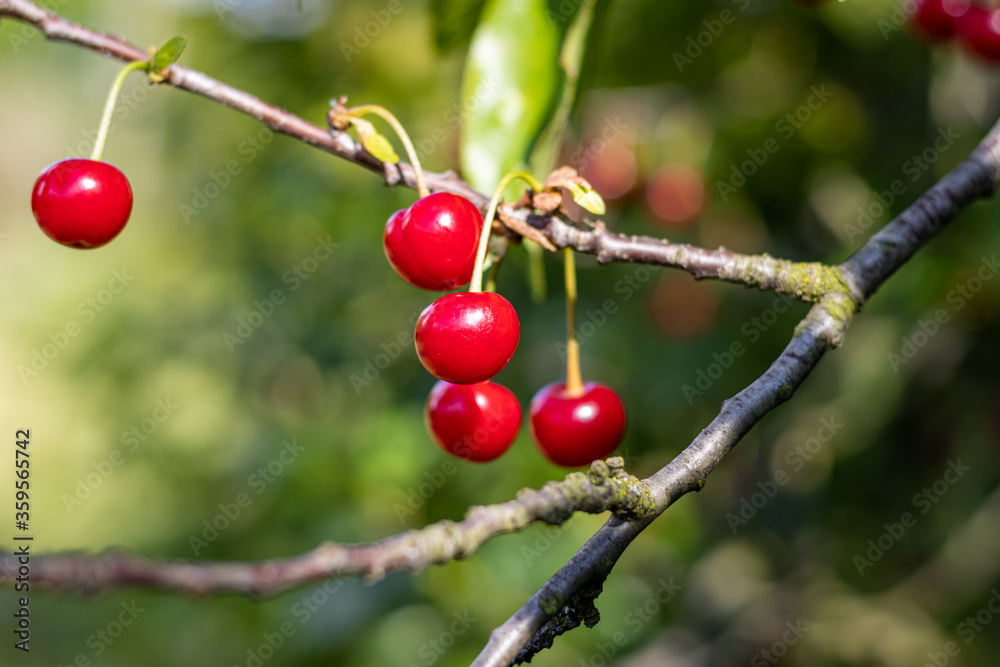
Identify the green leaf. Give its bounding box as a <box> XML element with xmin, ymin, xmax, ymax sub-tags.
<box><xmin>362</xmin><ymin>133</ymin><xmax>399</xmax><ymax>163</ymax></box>
<box><xmin>151</xmin><ymin>36</ymin><xmax>187</xmax><ymax>73</ymax></box>
<box><xmin>459</xmin><ymin>0</ymin><xmax>561</xmax><ymax>193</ymax></box>
<box><xmin>353</xmin><ymin>118</ymin><xmax>400</xmax><ymax>163</ymax></box>
<box><xmin>566</xmin><ymin>180</ymin><xmax>606</xmax><ymax>216</ymax></box>
<box><xmin>430</xmin><ymin>0</ymin><xmax>488</xmax><ymax>52</ymax></box>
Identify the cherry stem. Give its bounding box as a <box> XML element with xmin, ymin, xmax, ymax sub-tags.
<box><xmin>469</xmin><ymin>170</ymin><xmax>544</xmax><ymax>293</ymax></box>
<box><xmin>564</xmin><ymin>247</ymin><xmax>584</xmax><ymax>397</ymax></box>
<box><xmin>90</xmin><ymin>60</ymin><xmax>149</xmax><ymax>162</ymax></box>
<box><xmin>349</xmin><ymin>104</ymin><xmax>429</xmax><ymax>198</ymax></box>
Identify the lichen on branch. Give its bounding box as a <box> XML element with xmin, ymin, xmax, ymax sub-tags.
<box><xmin>0</xmin><ymin>457</ymin><xmax>653</xmax><ymax>596</ymax></box>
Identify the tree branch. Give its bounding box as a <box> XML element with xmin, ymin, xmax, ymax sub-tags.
<box><xmin>4</xmin><ymin>2</ymin><xmax>1000</xmax><ymax>665</ymax></box>
<box><xmin>538</xmin><ymin>215</ymin><xmax>847</xmax><ymax>301</ymax></box>
<box><xmin>0</xmin><ymin>458</ymin><xmax>653</xmax><ymax>596</ymax></box>
<box><xmin>0</xmin><ymin>0</ymin><xmax>483</xmax><ymax>203</ymax></box>
<box><xmin>471</xmin><ymin>118</ymin><xmax>1000</xmax><ymax>666</ymax></box>
<box><xmin>3</xmin><ymin>0</ymin><xmax>852</xmax><ymax>300</ymax></box>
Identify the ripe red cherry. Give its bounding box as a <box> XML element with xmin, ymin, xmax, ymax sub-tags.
<box><xmin>529</xmin><ymin>382</ymin><xmax>626</xmax><ymax>467</ymax></box>
<box><xmin>383</xmin><ymin>192</ymin><xmax>484</xmax><ymax>290</ymax></box>
<box><xmin>31</xmin><ymin>159</ymin><xmax>133</xmax><ymax>249</ymax></box>
<box><xmin>414</xmin><ymin>292</ymin><xmax>519</xmax><ymax>384</ymax></box>
<box><xmin>425</xmin><ymin>380</ymin><xmax>522</xmax><ymax>462</ymax></box>
<box><xmin>957</xmin><ymin>5</ymin><xmax>1000</xmax><ymax>60</ymax></box>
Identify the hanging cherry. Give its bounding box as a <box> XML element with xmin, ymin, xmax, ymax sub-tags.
<box><xmin>529</xmin><ymin>248</ymin><xmax>626</xmax><ymax>467</ymax></box>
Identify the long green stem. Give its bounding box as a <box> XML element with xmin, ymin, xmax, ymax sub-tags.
<box><xmin>469</xmin><ymin>170</ymin><xmax>544</xmax><ymax>293</ymax></box>
<box><xmin>90</xmin><ymin>60</ymin><xmax>148</xmax><ymax>162</ymax></box>
<box><xmin>564</xmin><ymin>247</ymin><xmax>584</xmax><ymax>397</ymax></box>
<box><xmin>349</xmin><ymin>104</ymin><xmax>429</xmax><ymax>198</ymax></box>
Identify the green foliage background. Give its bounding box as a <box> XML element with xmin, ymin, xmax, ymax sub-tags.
<box><xmin>2</xmin><ymin>0</ymin><xmax>1000</xmax><ymax>665</ymax></box>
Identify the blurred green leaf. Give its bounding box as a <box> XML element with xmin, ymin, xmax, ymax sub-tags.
<box><xmin>150</xmin><ymin>35</ymin><xmax>187</xmax><ymax>76</ymax></box>
<box><xmin>566</xmin><ymin>180</ymin><xmax>606</xmax><ymax>215</ymax></box>
<box><xmin>430</xmin><ymin>0</ymin><xmax>488</xmax><ymax>52</ymax></box>
<box><xmin>354</xmin><ymin>118</ymin><xmax>400</xmax><ymax>163</ymax></box>
<box><xmin>459</xmin><ymin>0</ymin><xmax>561</xmax><ymax>193</ymax></box>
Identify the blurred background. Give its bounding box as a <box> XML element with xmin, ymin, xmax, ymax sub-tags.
<box><xmin>3</xmin><ymin>0</ymin><xmax>1000</xmax><ymax>664</ymax></box>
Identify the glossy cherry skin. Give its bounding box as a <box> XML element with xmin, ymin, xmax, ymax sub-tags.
<box><xmin>414</xmin><ymin>292</ymin><xmax>519</xmax><ymax>384</ymax></box>
<box><xmin>529</xmin><ymin>382</ymin><xmax>626</xmax><ymax>468</ymax></box>
<box><xmin>957</xmin><ymin>5</ymin><xmax>1000</xmax><ymax>60</ymax></box>
<box><xmin>912</xmin><ymin>0</ymin><xmax>971</xmax><ymax>40</ymax></box>
<box><xmin>425</xmin><ymin>380</ymin><xmax>522</xmax><ymax>462</ymax></box>
<box><xmin>31</xmin><ymin>159</ymin><xmax>133</xmax><ymax>249</ymax></box>
<box><xmin>383</xmin><ymin>192</ymin><xmax>484</xmax><ymax>290</ymax></box>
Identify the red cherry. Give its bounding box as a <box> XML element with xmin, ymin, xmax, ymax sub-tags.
<box><xmin>414</xmin><ymin>292</ymin><xmax>519</xmax><ymax>384</ymax></box>
<box><xmin>912</xmin><ymin>0</ymin><xmax>971</xmax><ymax>40</ymax></box>
<box><xmin>957</xmin><ymin>5</ymin><xmax>1000</xmax><ymax>60</ymax></box>
<box><xmin>425</xmin><ymin>380</ymin><xmax>522</xmax><ymax>462</ymax></box>
<box><xmin>31</xmin><ymin>159</ymin><xmax>133</xmax><ymax>249</ymax></box>
<box><xmin>529</xmin><ymin>382</ymin><xmax>626</xmax><ymax>468</ymax></box>
<box><xmin>383</xmin><ymin>192</ymin><xmax>484</xmax><ymax>290</ymax></box>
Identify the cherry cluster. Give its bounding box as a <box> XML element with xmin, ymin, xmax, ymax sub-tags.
<box><xmin>384</xmin><ymin>192</ymin><xmax>626</xmax><ymax>467</ymax></box>
<box><xmin>29</xmin><ymin>46</ymin><xmax>625</xmax><ymax>469</ymax></box>
<box><xmin>913</xmin><ymin>0</ymin><xmax>1000</xmax><ymax>59</ymax></box>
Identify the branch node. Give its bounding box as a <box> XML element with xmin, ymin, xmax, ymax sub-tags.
<box><xmin>514</xmin><ymin>581</ymin><xmax>604</xmax><ymax>665</ymax></box>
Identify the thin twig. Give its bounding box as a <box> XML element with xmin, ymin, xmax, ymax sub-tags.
<box><xmin>2</xmin><ymin>0</ymin><xmax>850</xmax><ymax>299</ymax></box>
<box><xmin>0</xmin><ymin>459</ymin><xmax>653</xmax><ymax>596</ymax></box>
<box><xmin>3</xmin><ymin>2</ymin><xmax>1000</xmax><ymax>665</ymax></box>
<box><xmin>470</xmin><ymin>117</ymin><xmax>1000</xmax><ymax>666</ymax></box>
